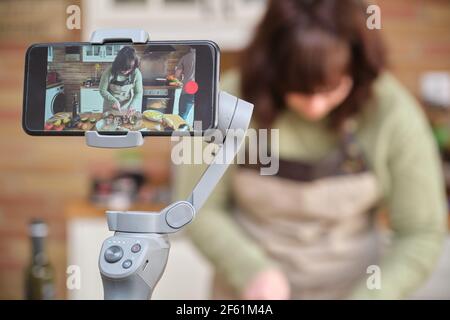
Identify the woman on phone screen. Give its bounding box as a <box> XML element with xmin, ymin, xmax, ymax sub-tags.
<box><xmin>99</xmin><ymin>46</ymin><xmax>143</xmax><ymax>113</ymax></box>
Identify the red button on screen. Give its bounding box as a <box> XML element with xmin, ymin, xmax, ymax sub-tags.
<box><xmin>184</xmin><ymin>80</ymin><xmax>199</xmax><ymax>95</ymax></box>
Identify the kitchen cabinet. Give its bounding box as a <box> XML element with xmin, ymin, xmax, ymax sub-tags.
<box><xmin>82</xmin><ymin>44</ymin><xmax>124</xmax><ymax>62</ymax></box>
<box><xmin>80</xmin><ymin>87</ymin><xmax>104</xmax><ymax>113</ymax></box>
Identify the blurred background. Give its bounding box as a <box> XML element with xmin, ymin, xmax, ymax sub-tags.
<box><xmin>0</xmin><ymin>0</ymin><xmax>449</xmax><ymax>299</ymax></box>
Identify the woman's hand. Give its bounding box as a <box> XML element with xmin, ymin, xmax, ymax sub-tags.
<box><xmin>126</xmin><ymin>108</ymin><xmax>136</xmax><ymax>117</ymax></box>
<box><xmin>241</xmin><ymin>268</ymin><xmax>291</xmax><ymax>300</ymax></box>
<box><xmin>112</xmin><ymin>102</ymin><xmax>121</xmax><ymax>111</ymax></box>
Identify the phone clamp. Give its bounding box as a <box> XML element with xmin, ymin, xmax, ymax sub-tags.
<box><xmin>85</xmin><ymin>28</ymin><xmax>149</xmax><ymax>148</ymax></box>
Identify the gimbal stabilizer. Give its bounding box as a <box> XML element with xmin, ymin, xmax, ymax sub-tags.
<box><xmin>85</xmin><ymin>29</ymin><xmax>253</xmax><ymax>300</ymax></box>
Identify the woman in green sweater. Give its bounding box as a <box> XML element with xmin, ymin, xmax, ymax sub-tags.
<box><xmin>99</xmin><ymin>46</ymin><xmax>143</xmax><ymax>113</ymax></box>
<box><xmin>176</xmin><ymin>0</ymin><xmax>447</xmax><ymax>299</ymax></box>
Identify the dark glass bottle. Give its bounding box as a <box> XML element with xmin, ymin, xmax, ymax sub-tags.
<box><xmin>24</xmin><ymin>219</ymin><xmax>55</xmax><ymax>300</ymax></box>
<box><xmin>71</xmin><ymin>93</ymin><xmax>80</xmax><ymax>125</ymax></box>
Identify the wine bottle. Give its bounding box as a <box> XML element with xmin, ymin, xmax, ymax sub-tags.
<box><xmin>71</xmin><ymin>93</ymin><xmax>80</xmax><ymax>126</ymax></box>
<box><xmin>24</xmin><ymin>219</ymin><xmax>55</xmax><ymax>300</ymax></box>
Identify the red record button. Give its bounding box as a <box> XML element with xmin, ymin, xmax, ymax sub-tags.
<box><xmin>184</xmin><ymin>80</ymin><xmax>199</xmax><ymax>95</ymax></box>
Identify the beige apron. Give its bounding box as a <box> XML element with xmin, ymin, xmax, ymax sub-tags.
<box><xmin>211</xmin><ymin>123</ymin><xmax>382</xmax><ymax>299</ymax></box>
<box><xmin>103</xmin><ymin>73</ymin><xmax>136</xmax><ymax>112</ymax></box>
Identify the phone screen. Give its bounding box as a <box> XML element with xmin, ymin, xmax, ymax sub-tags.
<box><xmin>23</xmin><ymin>41</ymin><xmax>219</xmax><ymax>136</ymax></box>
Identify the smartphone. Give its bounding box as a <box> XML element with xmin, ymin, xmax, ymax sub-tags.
<box><xmin>23</xmin><ymin>41</ymin><xmax>219</xmax><ymax>136</ymax></box>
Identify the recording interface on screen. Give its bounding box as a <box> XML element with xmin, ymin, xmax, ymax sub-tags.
<box><xmin>44</xmin><ymin>44</ymin><xmax>197</xmax><ymax>132</ymax></box>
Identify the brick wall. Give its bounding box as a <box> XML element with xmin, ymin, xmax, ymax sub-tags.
<box><xmin>0</xmin><ymin>0</ymin><xmax>171</xmax><ymax>299</ymax></box>
<box><xmin>0</xmin><ymin>0</ymin><xmax>82</xmax><ymax>300</ymax></box>
<box><xmin>0</xmin><ymin>0</ymin><xmax>449</xmax><ymax>299</ymax></box>
<box><xmin>221</xmin><ymin>1</ymin><xmax>450</xmax><ymax>97</ymax></box>
<box><xmin>374</xmin><ymin>0</ymin><xmax>450</xmax><ymax>95</ymax></box>
<box><xmin>0</xmin><ymin>0</ymin><xmax>81</xmax><ymax>44</ymax></box>
<box><xmin>50</xmin><ymin>46</ymin><xmax>109</xmax><ymax>110</ymax></box>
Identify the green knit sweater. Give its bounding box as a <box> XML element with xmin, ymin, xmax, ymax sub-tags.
<box><xmin>99</xmin><ymin>66</ymin><xmax>143</xmax><ymax>112</ymax></box>
<box><xmin>174</xmin><ymin>71</ymin><xmax>448</xmax><ymax>299</ymax></box>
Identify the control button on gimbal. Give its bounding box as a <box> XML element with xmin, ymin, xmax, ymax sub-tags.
<box><xmin>131</xmin><ymin>243</ymin><xmax>141</xmax><ymax>253</ymax></box>
<box><xmin>166</xmin><ymin>203</ymin><xmax>194</xmax><ymax>229</ymax></box>
<box><xmin>122</xmin><ymin>259</ymin><xmax>132</xmax><ymax>269</ymax></box>
<box><xmin>104</xmin><ymin>245</ymin><xmax>123</xmax><ymax>263</ymax></box>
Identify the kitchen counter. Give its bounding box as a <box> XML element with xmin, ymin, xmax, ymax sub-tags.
<box><xmin>47</xmin><ymin>112</ymin><xmax>188</xmax><ymax>132</ymax></box>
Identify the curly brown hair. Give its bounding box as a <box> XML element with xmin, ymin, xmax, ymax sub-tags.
<box><xmin>240</xmin><ymin>0</ymin><xmax>386</xmax><ymax>129</ymax></box>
